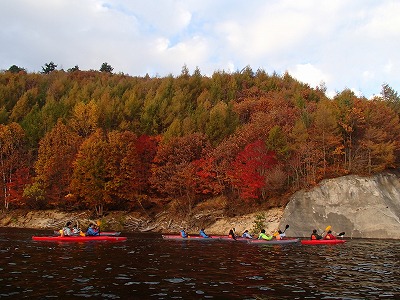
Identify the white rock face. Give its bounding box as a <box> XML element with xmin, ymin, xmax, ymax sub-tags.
<box><xmin>279</xmin><ymin>172</ymin><xmax>400</xmax><ymax>239</ymax></box>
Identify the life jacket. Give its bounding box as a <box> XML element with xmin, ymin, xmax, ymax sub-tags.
<box><xmin>325</xmin><ymin>233</ymin><xmax>336</xmax><ymax>240</ymax></box>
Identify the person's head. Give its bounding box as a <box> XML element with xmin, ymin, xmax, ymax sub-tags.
<box><xmin>261</xmin><ymin>229</ymin><xmax>265</xmax><ymax>233</ymax></box>
<box><xmin>278</xmin><ymin>230</ymin><xmax>282</xmax><ymax>234</ymax></box>
<box><xmin>201</xmin><ymin>228</ymin><xmax>204</xmax><ymax>231</ymax></box>
<box><xmin>88</xmin><ymin>223</ymin><xmax>94</xmax><ymax>228</ymax></box>
<box><xmin>328</xmin><ymin>230</ymin><xmax>332</xmax><ymax>234</ymax></box>
<box><xmin>244</xmin><ymin>230</ymin><xmax>248</xmax><ymax>233</ymax></box>
<box><xmin>313</xmin><ymin>229</ymin><xmax>317</xmax><ymax>234</ymax></box>
<box><xmin>66</xmin><ymin>221</ymin><xmax>72</xmax><ymax>227</ymax></box>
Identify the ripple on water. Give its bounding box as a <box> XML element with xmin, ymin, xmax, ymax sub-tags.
<box><xmin>164</xmin><ymin>278</ymin><xmax>189</xmax><ymax>283</ymax></box>
<box><xmin>73</xmin><ymin>277</ymin><xmax>91</xmax><ymax>283</ymax></box>
<box><xmin>1</xmin><ymin>230</ymin><xmax>400</xmax><ymax>299</ymax></box>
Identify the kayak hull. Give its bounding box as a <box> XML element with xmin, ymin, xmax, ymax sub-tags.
<box><xmin>301</xmin><ymin>239</ymin><xmax>346</xmax><ymax>245</ymax></box>
<box><xmin>162</xmin><ymin>235</ymin><xmax>299</xmax><ymax>244</ymax></box>
<box><xmin>213</xmin><ymin>236</ymin><xmax>248</xmax><ymax>241</ymax></box>
<box><xmin>162</xmin><ymin>235</ymin><xmax>216</xmax><ymax>240</ymax></box>
<box><xmin>53</xmin><ymin>231</ymin><xmax>121</xmax><ymax>236</ymax></box>
<box><xmin>248</xmin><ymin>238</ymin><xmax>300</xmax><ymax>245</ymax></box>
<box><xmin>32</xmin><ymin>236</ymin><xmax>127</xmax><ymax>242</ymax></box>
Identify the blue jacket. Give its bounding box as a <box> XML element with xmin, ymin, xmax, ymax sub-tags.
<box><xmin>199</xmin><ymin>230</ymin><xmax>209</xmax><ymax>238</ymax></box>
<box><xmin>86</xmin><ymin>227</ymin><xmax>99</xmax><ymax>236</ymax></box>
<box><xmin>180</xmin><ymin>230</ymin><xmax>188</xmax><ymax>238</ymax></box>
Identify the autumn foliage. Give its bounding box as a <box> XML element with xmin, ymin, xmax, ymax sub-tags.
<box><xmin>0</xmin><ymin>68</ymin><xmax>399</xmax><ymax>213</ymax></box>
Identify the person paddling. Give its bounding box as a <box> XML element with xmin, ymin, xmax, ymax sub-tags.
<box><xmin>242</xmin><ymin>230</ymin><xmax>253</xmax><ymax>239</ymax></box>
<box><xmin>311</xmin><ymin>229</ymin><xmax>323</xmax><ymax>240</ymax></box>
<box><xmin>258</xmin><ymin>229</ymin><xmax>273</xmax><ymax>240</ymax></box>
<box><xmin>199</xmin><ymin>228</ymin><xmax>210</xmax><ymax>238</ymax></box>
<box><xmin>228</xmin><ymin>227</ymin><xmax>237</xmax><ymax>240</ymax></box>
<box><xmin>86</xmin><ymin>223</ymin><xmax>100</xmax><ymax>236</ymax></box>
<box><xmin>62</xmin><ymin>221</ymin><xmax>74</xmax><ymax>236</ymax></box>
<box><xmin>274</xmin><ymin>230</ymin><xmax>284</xmax><ymax>240</ymax></box>
<box><xmin>180</xmin><ymin>228</ymin><xmax>188</xmax><ymax>238</ymax></box>
<box><xmin>324</xmin><ymin>230</ymin><xmax>336</xmax><ymax>240</ymax></box>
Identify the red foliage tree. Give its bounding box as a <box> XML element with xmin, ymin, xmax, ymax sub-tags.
<box><xmin>134</xmin><ymin>135</ymin><xmax>160</xmax><ymax>194</ymax></box>
<box><xmin>229</xmin><ymin>140</ymin><xmax>276</xmax><ymax>201</ymax></box>
<box><xmin>191</xmin><ymin>156</ymin><xmax>224</xmax><ymax>196</ymax></box>
<box><xmin>6</xmin><ymin>167</ymin><xmax>31</xmax><ymax>208</ymax></box>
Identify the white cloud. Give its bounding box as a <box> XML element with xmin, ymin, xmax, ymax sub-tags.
<box><xmin>0</xmin><ymin>0</ymin><xmax>399</xmax><ymax>97</ymax></box>
<box><xmin>288</xmin><ymin>63</ymin><xmax>330</xmax><ymax>88</ymax></box>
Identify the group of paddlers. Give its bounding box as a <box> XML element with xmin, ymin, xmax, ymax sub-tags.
<box><xmin>60</xmin><ymin>221</ymin><xmax>100</xmax><ymax>237</ymax></box>
<box><xmin>179</xmin><ymin>224</ymin><xmax>344</xmax><ymax>240</ymax></box>
<box><xmin>179</xmin><ymin>226</ymin><xmax>288</xmax><ymax>240</ymax></box>
<box><xmin>310</xmin><ymin>226</ymin><xmax>345</xmax><ymax>240</ymax></box>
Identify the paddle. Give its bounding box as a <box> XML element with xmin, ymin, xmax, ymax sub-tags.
<box><xmin>320</xmin><ymin>225</ymin><xmax>331</xmax><ymax>237</ymax></box>
<box><xmin>96</xmin><ymin>220</ymin><xmax>101</xmax><ymax>235</ymax></box>
<box><xmin>323</xmin><ymin>226</ymin><xmax>345</xmax><ymax>238</ymax></box>
<box><xmin>282</xmin><ymin>224</ymin><xmax>289</xmax><ymax>233</ymax></box>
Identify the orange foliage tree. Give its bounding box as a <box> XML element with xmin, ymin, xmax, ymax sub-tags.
<box><xmin>33</xmin><ymin>120</ymin><xmax>82</xmax><ymax>207</ymax></box>
<box><xmin>150</xmin><ymin>133</ymin><xmax>211</xmax><ymax>203</ymax></box>
<box><xmin>0</xmin><ymin>123</ymin><xmax>27</xmax><ymax>209</ymax></box>
<box><xmin>70</xmin><ymin>129</ymin><xmax>110</xmax><ymax>215</ymax></box>
<box><xmin>105</xmin><ymin>130</ymin><xmax>141</xmax><ymax>208</ymax></box>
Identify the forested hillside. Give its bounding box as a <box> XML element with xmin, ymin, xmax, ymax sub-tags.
<box><xmin>1</xmin><ymin>65</ymin><xmax>399</xmax><ymax>215</ymax></box>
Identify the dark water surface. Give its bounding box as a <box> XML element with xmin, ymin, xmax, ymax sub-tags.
<box><xmin>0</xmin><ymin>228</ymin><xmax>399</xmax><ymax>299</ymax></box>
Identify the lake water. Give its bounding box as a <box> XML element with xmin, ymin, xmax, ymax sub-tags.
<box><xmin>0</xmin><ymin>228</ymin><xmax>399</xmax><ymax>299</ymax></box>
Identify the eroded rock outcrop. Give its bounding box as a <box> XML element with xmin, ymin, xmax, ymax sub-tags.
<box><xmin>279</xmin><ymin>171</ymin><xmax>400</xmax><ymax>239</ymax></box>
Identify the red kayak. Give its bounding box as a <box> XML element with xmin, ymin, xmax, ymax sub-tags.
<box><xmin>53</xmin><ymin>231</ymin><xmax>121</xmax><ymax>236</ymax></box>
<box><xmin>32</xmin><ymin>236</ymin><xmax>127</xmax><ymax>242</ymax></box>
<box><xmin>301</xmin><ymin>239</ymin><xmax>346</xmax><ymax>245</ymax></box>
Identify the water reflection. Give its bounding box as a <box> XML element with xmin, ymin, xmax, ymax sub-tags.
<box><xmin>1</xmin><ymin>228</ymin><xmax>400</xmax><ymax>299</ymax></box>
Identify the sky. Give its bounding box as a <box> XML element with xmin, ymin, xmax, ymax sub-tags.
<box><xmin>1</xmin><ymin>0</ymin><xmax>400</xmax><ymax>98</ymax></box>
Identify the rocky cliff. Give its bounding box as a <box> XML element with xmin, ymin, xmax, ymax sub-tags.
<box><xmin>279</xmin><ymin>171</ymin><xmax>400</xmax><ymax>239</ymax></box>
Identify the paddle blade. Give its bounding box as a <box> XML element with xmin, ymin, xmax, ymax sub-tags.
<box><xmin>325</xmin><ymin>225</ymin><xmax>332</xmax><ymax>231</ymax></box>
<box><xmin>285</xmin><ymin>224</ymin><xmax>289</xmax><ymax>229</ymax></box>
<box><xmin>338</xmin><ymin>232</ymin><xmax>345</xmax><ymax>237</ymax></box>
